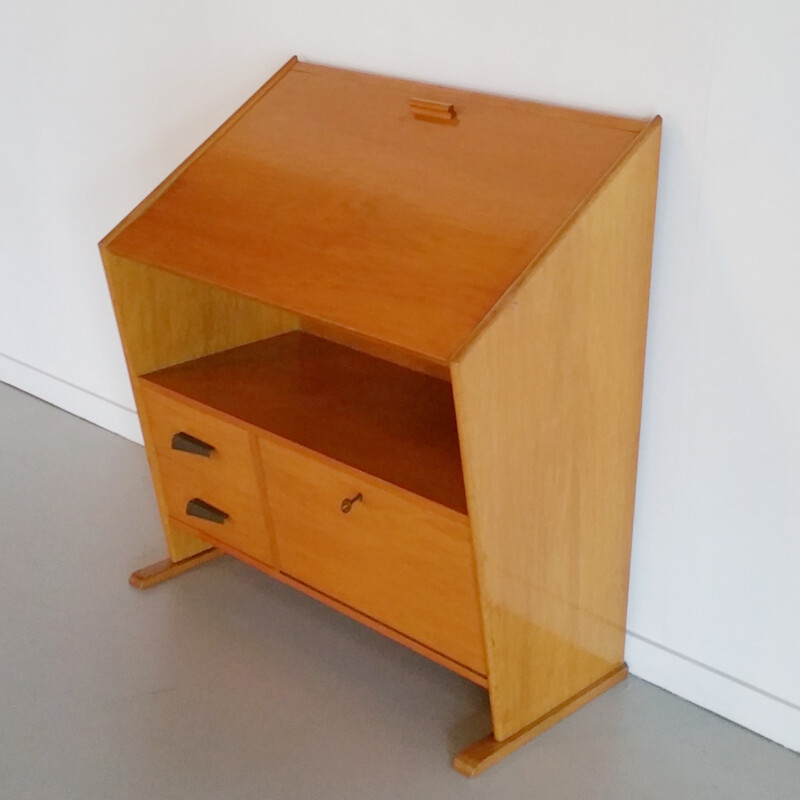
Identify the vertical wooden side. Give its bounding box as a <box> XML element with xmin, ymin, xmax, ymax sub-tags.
<box><xmin>101</xmin><ymin>252</ymin><xmax>299</xmax><ymax>376</ymax></box>
<box><xmin>452</xmin><ymin>120</ymin><xmax>661</xmax><ymax>740</ymax></box>
<box><xmin>102</xmin><ymin>252</ymin><xmax>299</xmax><ymax>561</ymax></box>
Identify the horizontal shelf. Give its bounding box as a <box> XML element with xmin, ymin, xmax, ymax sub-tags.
<box><xmin>141</xmin><ymin>331</ymin><xmax>467</xmax><ymax>514</ymax></box>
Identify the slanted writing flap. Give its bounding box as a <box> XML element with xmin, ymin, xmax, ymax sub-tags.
<box><xmin>105</xmin><ymin>61</ymin><xmax>646</xmax><ymax>365</ymax></box>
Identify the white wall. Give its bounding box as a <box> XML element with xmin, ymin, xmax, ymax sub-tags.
<box><xmin>2</xmin><ymin>0</ymin><xmax>798</xmax><ymax>752</ymax></box>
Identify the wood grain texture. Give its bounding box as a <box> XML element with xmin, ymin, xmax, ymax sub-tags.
<box><xmin>99</xmin><ymin>56</ymin><xmax>298</xmax><ymax>250</ymax></box>
<box><xmin>102</xmin><ymin>252</ymin><xmax>297</xmax><ymax>560</ymax></box>
<box><xmin>258</xmin><ymin>434</ymin><xmax>487</xmax><ymax>675</ymax></box>
<box><xmin>103</xmin><ymin>60</ymin><xmax>644</xmax><ymax>366</ymax></box>
<box><xmin>140</xmin><ymin>384</ymin><xmax>275</xmax><ymax>566</ymax></box>
<box><xmin>129</xmin><ymin>549</ymin><xmax>225</xmax><ymax>590</ymax></box>
<box><xmin>299</xmin><ymin>317</ymin><xmax>451</xmax><ymax>381</ymax></box>
<box><xmin>452</xmin><ymin>119</ymin><xmax>661</xmax><ymax>740</ymax></box>
<box><xmin>143</xmin><ymin>331</ymin><xmax>466</xmax><ymax>513</ymax></box>
<box><xmin>295</xmin><ymin>62</ymin><xmax>647</xmax><ymax>133</ymax></box>
<box><xmin>167</xmin><ymin>517</ymin><xmax>488</xmax><ymax>688</ymax></box>
<box><xmin>100</xmin><ymin>59</ymin><xmax>662</xmax><ymax>768</ymax></box>
<box><xmin>101</xmin><ymin>252</ymin><xmax>298</xmax><ymax>377</ymax></box>
<box><xmin>453</xmin><ymin>665</ymin><xmax>628</xmax><ymax>777</ymax></box>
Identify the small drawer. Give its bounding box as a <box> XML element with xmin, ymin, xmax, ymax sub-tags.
<box><xmin>258</xmin><ymin>434</ymin><xmax>487</xmax><ymax>675</ymax></box>
<box><xmin>140</xmin><ymin>383</ymin><xmax>274</xmax><ymax>566</ymax></box>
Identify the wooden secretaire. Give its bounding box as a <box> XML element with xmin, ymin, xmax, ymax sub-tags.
<box><xmin>100</xmin><ymin>57</ymin><xmax>661</xmax><ymax>775</ymax></box>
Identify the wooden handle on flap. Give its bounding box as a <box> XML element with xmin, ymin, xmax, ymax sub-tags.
<box><xmin>409</xmin><ymin>98</ymin><xmax>457</xmax><ymax>122</ymax></box>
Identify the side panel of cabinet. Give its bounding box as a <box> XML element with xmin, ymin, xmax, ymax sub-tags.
<box><xmin>452</xmin><ymin>120</ymin><xmax>661</xmax><ymax>740</ymax></box>
<box><xmin>102</xmin><ymin>252</ymin><xmax>298</xmax><ymax>561</ymax></box>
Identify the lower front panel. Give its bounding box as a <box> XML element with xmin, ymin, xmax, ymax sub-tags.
<box><xmin>258</xmin><ymin>434</ymin><xmax>487</xmax><ymax>675</ymax></box>
<box><xmin>139</xmin><ymin>382</ymin><xmax>487</xmax><ymax>679</ymax></box>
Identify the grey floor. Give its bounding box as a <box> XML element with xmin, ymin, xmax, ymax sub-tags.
<box><xmin>1</xmin><ymin>382</ymin><xmax>798</xmax><ymax>800</ymax></box>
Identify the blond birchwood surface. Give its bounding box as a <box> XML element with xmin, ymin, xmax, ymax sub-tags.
<box><xmin>167</xmin><ymin>516</ymin><xmax>488</xmax><ymax>688</ymax></box>
<box><xmin>142</xmin><ymin>331</ymin><xmax>467</xmax><ymax>513</ymax></box>
<box><xmin>129</xmin><ymin>549</ymin><xmax>225</xmax><ymax>590</ymax></box>
<box><xmin>103</xmin><ymin>60</ymin><xmax>645</xmax><ymax>367</ymax></box>
<box><xmin>101</xmin><ymin>253</ymin><xmax>298</xmax><ymax>377</ymax></box>
<box><xmin>258</xmin><ymin>434</ymin><xmax>487</xmax><ymax>676</ymax></box>
<box><xmin>453</xmin><ymin>665</ymin><xmax>628</xmax><ymax>777</ymax></box>
<box><xmin>102</xmin><ymin>252</ymin><xmax>297</xmax><ymax>560</ymax></box>
<box><xmin>140</xmin><ymin>384</ymin><xmax>275</xmax><ymax>566</ymax></box>
<box><xmin>452</xmin><ymin>119</ymin><xmax>661</xmax><ymax>740</ymax></box>
<box><xmin>99</xmin><ymin>56</ymin><xmax>299</xmax><ymax>252</ymax></box>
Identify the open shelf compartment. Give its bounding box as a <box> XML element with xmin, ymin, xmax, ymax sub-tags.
<box><xmin>140</xmin><ymin>330</ymin><xmax>468</xmax><ymax>514</ymax></box>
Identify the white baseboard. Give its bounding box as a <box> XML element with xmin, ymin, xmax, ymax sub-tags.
<box><xmin>626</xmin><ymin>631</ymin><xmax>800</xmax><ymax>753</ymax></box>
<box><xmin>0</xmin><ymin>353</ymin><xmax>143</xmax><ymax>445</ymax></box>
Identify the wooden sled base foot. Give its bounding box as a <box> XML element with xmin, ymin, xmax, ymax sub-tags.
<box><xmin>129</xmin><ymin>548</ymin><xmax>224</xmax><ymax>589</ymax></box>
<box><xmin>453</xmin><ymin>664</ymin><xmax>629</xmax><ymax>777</ymax></box>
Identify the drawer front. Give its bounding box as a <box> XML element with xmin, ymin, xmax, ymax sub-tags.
<box><xmin>140</xmin><ymin>384</ymin><xmax>274</xmax><ymax>565</ymax></box>
<box><xmin>258</xmin><ymin>435</ymin><xmax>487</xmax><ymax>675</ymax></box>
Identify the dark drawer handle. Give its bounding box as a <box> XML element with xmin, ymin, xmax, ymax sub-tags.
<box><xmin>186</xmin><ymin>498</ymin><xmax>228</xmax><ymax>524</ymax></box>
<box><xmin>172</xmin><ymin>431</ymin><xmax>215</xmax><ymax>457</ymax></box>
<box><xmin>341</xmin><ymin>493</ymin><xmax>363</xmax><ymax>514</ymax></box>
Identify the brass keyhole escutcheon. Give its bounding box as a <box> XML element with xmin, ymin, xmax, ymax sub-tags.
<box><xmin>341</xmin><ymin>492</ymin><xmax>363</xmax><ymax>513</ymax></box>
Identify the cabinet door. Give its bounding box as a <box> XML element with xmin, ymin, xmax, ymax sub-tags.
<box><xmin>259</xmin><ymin>435</ymin><xmax>486</xmax><ymax>675</ymax></box>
